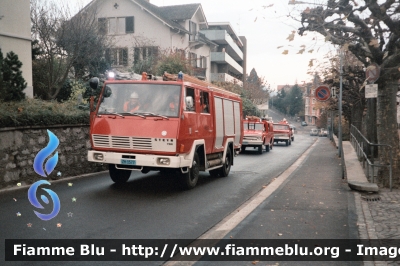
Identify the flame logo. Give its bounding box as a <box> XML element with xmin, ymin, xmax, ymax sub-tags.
<box><xmin>28</xmin><ymin>180</ymin><xmax>60</xmax><ymax>221</ymax></box>
<box><xmin>33</xmin><ymin>130</ymin><xmax>59</xmax><ymax>177</ymax></box>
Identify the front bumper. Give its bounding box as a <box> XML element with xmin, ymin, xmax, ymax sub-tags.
<box><xmin>242</xmin><ymin>139</ymin><xmax>263</xmax><ymax>146</ymax></box>
<box><xmin>88</xmin><ymin>150</ymin><xmax>192</xmax><ymax>169</ymax></box>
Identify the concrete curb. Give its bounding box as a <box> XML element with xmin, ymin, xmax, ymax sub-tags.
<box><xmin>342</xmin><ymin>141</ymin><xmax>379</xmax><ymax>193</ymax></box>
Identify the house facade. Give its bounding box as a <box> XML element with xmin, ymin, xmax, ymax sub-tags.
<box><xmin>0</xmin><ymin>0</ymin><xmax>33</xmax><ymax>97</ymax></box>
<box><xmin>304</xmin><ymin>75</ymin><xmax>322</xmax><ymax>125</ymax></box>
<box><xmin>84</xmin><ymin>0</ymin><xmax>246</xmax><ymax>84</ymax></box>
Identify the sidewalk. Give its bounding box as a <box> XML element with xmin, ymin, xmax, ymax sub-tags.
<box><xmin>336</xmin><ymin>136</ymin><xmax>400</xmax><ymax>266</ymax></box>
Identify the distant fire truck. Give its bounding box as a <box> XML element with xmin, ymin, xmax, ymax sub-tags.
<box><xmin>273</xmin><ymin>119</ymin><xmax>292</xmax><ymax>146</ymax></box>
<box><xmin>87</xmin><ymin>72</ymin><xmax>243</xmax><ymax>189</ymax></box>
<box><xmin>242</xmin><ymin>116</ymin><xmax>274</xmax><ymax>154</ymax></box>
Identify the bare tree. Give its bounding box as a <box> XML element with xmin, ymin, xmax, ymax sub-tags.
<box><xmin>31</xmin><ymin>0</ymin><xmax>111</xmax><ymax>100</ymax></box>
<box><xmin>298</xmin><ymin>0</ymin><xmax>400</xmax><ymax>187</ymax></box>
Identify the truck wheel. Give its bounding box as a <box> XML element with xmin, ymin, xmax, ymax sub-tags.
<box><xmin>285</xmin><ymin>140</ymin><xmax>289</xmax><ymax>146</ymax></box>
<box><xmin>219</xmin><ymin>147</ymin><xmax>232</xmax><ymax>177</ymax></box>
<box><xmin>179</xmin><ymin>153</ymin><xmax>200</xmax><ymax>189</ymax></box>
<box><xmin>109</xmin><ymin>164</ymin><xmax>131</xmax><ymax>184</ymax></box>
<box><xmin>292</xmin><ymin>136</ymin><xmax>294</xmax><ymax>141</ymax></box>
<box><xmin>241</xmin><ymin>145</ymin><xmax>246</xmax><ymax>153</ymax></box>
<box><xmin>289</xmin><ymin>140</ymin><xmax>292</xmax><ymax>146</ymax></box>
<box><xmin>258</xmin><ymin>145</ymin><xmax>263</xmax><ymax>154</ymax></box>
<box><xmin>265</xmin><ymin>144</ymin><xmax>270</xmax><ymax>152</ymax></box>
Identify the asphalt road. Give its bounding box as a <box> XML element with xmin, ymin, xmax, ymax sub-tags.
<box><xmin>1</xmin><ymin>115</ymin><xmax>353</xmax><ymax>266</ymax></box>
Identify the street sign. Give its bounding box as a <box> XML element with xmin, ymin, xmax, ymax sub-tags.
<box><xmin>365</xmin><ymin>84</ymin><xmax>378</xmax><ymax>98</ymax></box>
<box><xmin>315</xmin><ymin>85</ymin><xmax>331</xmax><ymax>101</ymax></box>
<box><xmin>366</xmin><ymin>63</ymin><xmax>380</xmax><ymax>83</ymax></box>
<box><xmin>331</xmin><ymin>86</ymin><xmax>337</xmax><ymax>98</ymax></box>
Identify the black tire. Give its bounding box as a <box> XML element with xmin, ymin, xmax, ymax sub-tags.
<box><xmin>289</xmin><ymin>139</ymin><xmax>292</xmax><ymax>146</ymax></box>
<box><xmin>265</xmin><ymin>144</ymin><xmax>270</xmax><ymax>152</ymax></box>
<box><xmin>179</xmin><ymin>153</ymin><xmax>200</xmax><ymax>189</ymax></box>
<box><xmin>258</xmin><ymin>145</ymin><xmax>263</xmax><ymax>154</ymax></box>
<box><xmin>219</xmin><ymin>147</ymin><xmax>232</xmax><ymax>177</ymax></box>
<box><xmin>109</xmin><ymin>164</ymin><xmax>131</xmax><ymax>184</ymax></box>
<box><xmin>241</xmin><ymin>145</ymin><xmax>247</xmax><ymax>152</ymax></box>
<box><xmin>285</xmin><ymin>140</ymin><xmax>289</xmax><ymax>146</ymax></box>
<box><xmin>291</xmin><ymin>136</ymin><xmax>294</xmax><ymax>141</ymax></box>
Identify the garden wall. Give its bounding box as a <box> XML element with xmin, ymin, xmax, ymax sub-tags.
<box><xmin>0</xmin><ymin>125</ymin><xmax>106</xmax><ymax>189</ymax></box>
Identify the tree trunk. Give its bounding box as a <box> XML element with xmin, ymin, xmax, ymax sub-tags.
<box><xmin>377</xmin><ymin>79</ymin><xmax>399</xmax><ymax>188</ymax></box>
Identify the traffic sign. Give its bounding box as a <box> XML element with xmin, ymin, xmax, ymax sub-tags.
<box><xmin>366</xmin><ymin>63</ymin><xmax>380</xmax><ymax>83</ymax></box>
<box><xmin>315</xmin><ymin>85</ymin><xmax>331</xmax><ymax>101</ymax></box>
<box><xmin>331</xmin><ymin>86</ymin><xmax>337</xmax><ymax>98</ymax></box>
<box><xmin>365</xmin><ymin>84</ymin><xmax>378</xmax><ymax>98</ymax></box>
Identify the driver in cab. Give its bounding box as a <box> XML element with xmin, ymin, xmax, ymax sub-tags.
<box><xmin>124</xmin><ymin>92</ymin><xmax>140</xmax><ymax>112</ymax></box>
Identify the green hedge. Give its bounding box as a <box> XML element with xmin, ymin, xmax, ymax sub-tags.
<box><xmin>0</xmin><ymin>99</ymin><xmax>89</xmax><ymax>128</ymax></box>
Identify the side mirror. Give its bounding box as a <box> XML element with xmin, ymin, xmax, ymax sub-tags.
<box><xmin>89</xmin><ymin>77</ymin><xmax>99</xmax><ymax>90</ymax></box>
<box><xmin>185</xmin><ymin>96</ymin><xmax>193</xmax><ymax>110</ymax></box>
<box><xmin>103</xmin><ymin>86</ymin><xmax>112</xmax><ymax>98</ymax></box>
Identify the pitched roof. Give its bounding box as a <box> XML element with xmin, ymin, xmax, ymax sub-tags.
<box><xmin>132</xmin><ymin>0</ymin><xmax>189</xmax><ymax>33</ymax></box>
<box><xmin>159</xmin><ymin>4</ymin><xmax>201</xmax><ymax>20</ymax></box>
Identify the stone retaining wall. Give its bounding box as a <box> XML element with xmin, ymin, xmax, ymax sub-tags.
<box><xmin>0</xmin><ymin>125</ymin><xmax>106</xmax><ymax>189</ymax></box>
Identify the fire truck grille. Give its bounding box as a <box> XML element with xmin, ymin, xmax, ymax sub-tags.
<box><xmin>243</xmin><ymin>136</ymin><xmax>258</xmax><ymax>141</ymax></box>
<box><xmin>92</xmin><ymin>135</ymin><xmax>152</xmax><ymax>150</ymax></box>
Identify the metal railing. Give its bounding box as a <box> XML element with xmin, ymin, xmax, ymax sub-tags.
<box><xmin>350</xmin><ymin>125</ymin><xmax>393</xmax><ymax>191</ymax></box>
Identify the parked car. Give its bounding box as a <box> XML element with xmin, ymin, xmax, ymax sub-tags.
<box><xmin>301</xmin><ymin>121</ymin><xmax>308</xmax><ymax>126</ymax></box>
<box><xmin>319</xmin><ymin>128</ymin><xmax>328</xmax><ymax>137</ymax></box>
<box><xmin>310</xmin><ymin>128</ymin><xmax>319</xmax><ymax>136</ymax></box>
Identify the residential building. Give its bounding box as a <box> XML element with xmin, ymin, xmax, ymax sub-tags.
<box><xmin>200</xmin><ymin>22</ymin><xmax>246</xmax><ymax>85</ymax></box>
<box><xmin>83</xmin><ymin>0</ymin><xmax>246</xmax><ymax>84</ymax></box>
<box><xmin>304</xmin><ymin>74</ymin><xmax>322</xmax><ymax>125</ymax></box>
<box><xmin>0</xmin><ymin>0</ymin><xmax>33</xmax><ymax>97</ymax></box>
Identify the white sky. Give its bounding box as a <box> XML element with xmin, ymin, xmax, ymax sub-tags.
<box><xmin>70</xmin><ymin>0</ymin><xmax>335</xmax><ymax>90</ymax></box>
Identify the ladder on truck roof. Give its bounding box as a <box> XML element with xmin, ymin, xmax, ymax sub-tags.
<box><xmin>162</xmin><ymin>72</ymin><xmax>240</xmax><ymax>98</ymax></box>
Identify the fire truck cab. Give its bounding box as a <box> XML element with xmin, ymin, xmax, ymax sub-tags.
<box><xmin>87</xmin><ymin>72</ymin><xmax>243</xmax><ymax>189</ymax></box>
<box><xmin>242</xmin><ymin>116</ymin><xmax>274</xmax><ymax>154</ymax></box>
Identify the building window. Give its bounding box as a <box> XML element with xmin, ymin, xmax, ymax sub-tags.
<box><xmin>125</xmin><ymin>17</ymin><xmax>134</xmax><ymax>33</ymax></box>
<box><xmin>189</xmin><ymin>21</ymin><xmax>197</xmax><ymax>41</ymax></box>
<box><xmin>133</xmin><ymin>47</ymin><xmax>159</xmax><ymax>63</ymax></box>
<box><xmin>98</xmin><ymin>17</ymin><xmax>134</xmax><ymax>35</ymax></box>
<box><xmin>98</xmin><ymin>18</ymin><xmax>107</xmax><ymax>34</ymax></box>
<box><xmin>106</xmin><ymin>48</ymin><xmax>128</xmax><ymax>66</ymax></box>
<box><xmin>189</xmin><ymin>52</ymin><xmax>197</xmax><ymax>67</ymax></box>
<box><xmin>200</xmin><ymin>56</ymin><xmax>207</xmax><ymax>68</ymax></box>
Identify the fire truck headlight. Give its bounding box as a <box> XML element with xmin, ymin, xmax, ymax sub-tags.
<box><xmin>107</xmin><ymin>72</ymin><xmax>115</xmax><ymax>80</ymax></box>
<box><xmin>157</xmin><ymin>158</ymin><xmax>170</xmax><ymax>165</ymax></box>
<box><xmin>93</xmin><ymin>153</ymin><xmax>104</xmax><ymax>161</ymax></box>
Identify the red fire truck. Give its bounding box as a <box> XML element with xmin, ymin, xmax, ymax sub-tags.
<box><xmin>242</xmin><ymin>116</ymin><xmax>274</xmax><ymax>154</ymax></box>
<box><xmin>273</xmin><ymin>119</ymin><xmax>292</xmax><ymax>146</ymax></box>
<box><xmin>87</xmin><ymin>72</ymin><xmax>243</xmax><ymax>189</ymax></box>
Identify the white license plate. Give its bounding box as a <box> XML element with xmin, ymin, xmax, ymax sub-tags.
<box><xmin>120</xmin><ymin>159</ymin><xmax>136</xmax><ymax>165</ymax></box>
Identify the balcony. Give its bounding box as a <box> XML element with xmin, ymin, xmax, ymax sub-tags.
<box><xmin>189</xmin><ymin>32</ymin><xmax>215</xmax><ymax>49</ymax></box>
<box><xmin>200</xmin><ymin>30</ymin><xmax>243</xmax><ymax>61</ymax></box>
<box><xmin>211</xmin><ymin>52</ymin><xmax>243</xmax><ymax>74</ymax></box>
<box><xmin>192</xmin><ymin>67</ymin><xmax>207</xmax><ymax>80</ymax></box>
<box><xmin>210</xmin><ymin>73</ymin><xmax>243</xmax><ymax>86</ymax></box>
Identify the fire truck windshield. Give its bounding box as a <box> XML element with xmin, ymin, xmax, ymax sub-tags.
<box><xmin>273</xmin><ymin>124</ymin><xmax>290</xmax><ymax>130</ymax></box>
<box><xmin>244</xmin><ymin>122</ymin><xmax>264</xmax><ymax>131</ymax></box>
<box><xmin>97</xmin><ymin>83</ymin><xmax>182</xmax><ymax>117</ymax></box>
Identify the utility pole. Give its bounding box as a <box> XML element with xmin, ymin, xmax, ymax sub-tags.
<box><xmin>338</xmin><ymin>50</ymin><xmax>343</xmax><ymax>158</ymax></box>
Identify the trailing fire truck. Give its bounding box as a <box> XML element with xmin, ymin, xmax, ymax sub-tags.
<box><xmin>87</xmin><ymin>72</ymin><xmax>243</xmax><ymax>189</ymax></box>
<box><xmin>273</xmin><ymin>119</ymin><xmax>292</xmax><ymax>146</ymax></box>
<box><xmin>242</xmin><ymin>116</ymin><xmax>274</xmax><ymax>154</ymax></box>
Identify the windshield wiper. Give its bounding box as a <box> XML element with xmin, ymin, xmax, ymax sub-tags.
<box><xmin>141</xmin><ymin>112</ymin><xmax>169</xmax><ymax>120</ymax></box>
<box><xmin>99</xmin><ymin>110</ymin><xmax>125</xmax><ymax>118</ymax></box>
<box><xmin>119</xmin><ymin>112</ymin><xmax>146</xmax><ymax>119</ymax></box>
